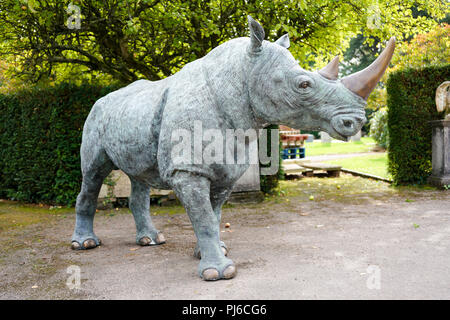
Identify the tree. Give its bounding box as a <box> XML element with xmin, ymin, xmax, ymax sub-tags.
<box><xmin>369</xmin><ymin>22</ymin><xmax>450</xmax><ymax>107</ymax></box>
<box><xmin>342</xmin><ymin>3</ymin><xmax>449</xmax><ymax>77</ymax></box>
<box><xmin>0</xmin><ymin>0</ymin><xmax>447</xmax><ymax>85</ymax></box>
<box><xmin>389</xmin><ymin>23</ymin><xmax>450</xmax><ymax>71</ymax></box>
<box><xmin>367</xmin><ymin>23</ymin><xmax>449</xmax><ymax>147</ymax></box>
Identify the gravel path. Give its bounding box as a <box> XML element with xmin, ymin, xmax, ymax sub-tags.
<box><xmin>1</xmin><ymin>179</ymin><xmax>449</xmax><ymax>300</ymax></box>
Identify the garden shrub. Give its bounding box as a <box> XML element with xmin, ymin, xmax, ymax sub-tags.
<box><xmin>369</xmin><ymin>107</ymin><xmax>389</xmax><ymax>149</ymax></box>
<box><xmin>387</xmin><ymin>64</ymin><xmax>450</xmax><ymax>184</ymax></box>
<box><xmin>0</xmin><ymin>83</ymin><xmax>121</xmax><ymax>205</ymax></box>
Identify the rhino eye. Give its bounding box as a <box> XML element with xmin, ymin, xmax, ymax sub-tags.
<box><xmin>300</xmin><ymin>81</ymin><xmax>310</xmax><ymax>89</ymax></box>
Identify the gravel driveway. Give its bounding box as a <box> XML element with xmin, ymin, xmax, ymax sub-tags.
<box><xmin>1</xmin><ymin>175</ymin><xmax>449</xmax><ymax>299</ymax></box>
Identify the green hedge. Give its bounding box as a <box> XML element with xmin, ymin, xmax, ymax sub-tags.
<box><xmin>387</xmin><ymin>65</ymin><xmax>450</xmax><ymax>184</ymax></box>
<box><xmin>0</xmin><ymin>83</ymin><xmax>120</xmax><ymax>205</ymax></box>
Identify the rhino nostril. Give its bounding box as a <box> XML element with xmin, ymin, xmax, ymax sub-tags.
<box><xmin>343</xmin><ymin>120</ymin><xmax>353</xmax><ymax>128</ymax></box>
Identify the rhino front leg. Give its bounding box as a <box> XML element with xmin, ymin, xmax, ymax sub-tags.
<box><xmin>171</xmin><ymin>171</ymin><xmax>236</xmax><ymax>281</ymax></box>
<box><xmin>194</xmin><ymin>187</ymin><xmax>232</xmax><ymax>259</ymax></box>
<box><xmin>129</xmin><ymin>177</ymin><xmax>165</xmax><ymax>246</ymax></box>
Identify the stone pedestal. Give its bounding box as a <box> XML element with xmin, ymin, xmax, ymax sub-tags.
<box><xmin>99</xmin><ymin>139</ymin><xmax>263</xmax><ymax>204</ymax></box>
<box><xmin>351</xmin><ymin>130</ymin><xmax>362</xmax><ymax>142</ymax></box>
<box><xmin>231</xmin><ymin>164</ymin><xmax>260</xmax><ymax>192</ymax></box>
<box><xmin>320</xmin><ymin>131</ymin><xmax>332</xmax><ymax>143</ymax></box>
<box><xmin>428</xmin><ymin>120</ymin><xmax>450</xmax><ymax>187</ymax></box>
<box><xmin>99</xmin><ymin>164</ymin><xmax>263</xmax><ymax>205</ymax></box>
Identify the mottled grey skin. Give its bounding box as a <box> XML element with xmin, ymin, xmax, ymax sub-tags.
<box><xmin>72</xmin><ymin>16</ymin><xmax>367</xmax><ymax>280</ymax></box>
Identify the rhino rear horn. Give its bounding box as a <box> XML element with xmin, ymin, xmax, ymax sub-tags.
<box><xmin>341</xmin><ymin>37</ymin><xmax>396</xmax><ymax>100</ymax></box>
<box><xmin>318</xmin><ymin>56</ymin><xmax>339</xmax><ymax>80</ymax></box>
<box><xmin>248</xmin><ymin>15</ymin><xmax>265</xmax><ymax>54</ymax></box>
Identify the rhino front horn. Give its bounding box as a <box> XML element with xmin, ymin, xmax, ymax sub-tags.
<box><xmin>342</xmin><ymin>37</ymin><xmax>396</xmax><ymax>100</ymax></box>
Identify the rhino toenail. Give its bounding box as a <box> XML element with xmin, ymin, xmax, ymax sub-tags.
<box><xmin>202</xmin><ymin>269</ymin><xmax>220</xmax><ymax>281</ymax></box>
<box><xmin>71</xmin><ymin>242</ymin><xmax>80</xmax><ymax>250</ymax></box>
<box><xmin>139</xmin><ymin>237</ymin><xmax>152</xmax><ymax>246</ymax></box>
<box><xmin>223</xmin><ymin>265</ymin><xmax>236</xmax><ymax>279</ymax></box>
<box><xmin>83</xmin><ymin>239</ymin><xmax>96</xmax><ymax>248</ymax></box>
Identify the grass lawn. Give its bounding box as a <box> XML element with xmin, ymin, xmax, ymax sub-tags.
<box><xmin>304</xmin><ymin>137</ymin><xmax>377</xmax><ymax>156</ymax></box>
<box><xmin>322</xmin><ymin>153</ymin><xmax>391</xmax><ymax>180</ymax></box>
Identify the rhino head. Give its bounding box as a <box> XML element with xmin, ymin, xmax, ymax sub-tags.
<box><xmin>246</xmin><ymin>16</ymin><xmax>395</xmax><ymax>140</ymax></box>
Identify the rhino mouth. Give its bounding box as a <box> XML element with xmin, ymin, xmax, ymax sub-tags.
<box><xmin>329</xmin><ymin>129</ymin><xmax>350</xmax><ymax>141</ymax></box>
<box><xmin>330</xmin><ymin>113</ymin><xmax>366</xmax><ymax>140</ymax></box>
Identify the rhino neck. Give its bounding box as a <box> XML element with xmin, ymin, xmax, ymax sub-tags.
<box><xmin>201</xmin><ymin>38</ymin><xmax>259</xmax><ymax>130</ymax></box>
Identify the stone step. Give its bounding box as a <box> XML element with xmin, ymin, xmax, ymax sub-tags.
<box><xmin>282</xmin><ymin>163</ymin><xmax>313</xmax><ymax>175</ymax></box>
<box><xmin>298</xmin><ymin>162</ymin><xmax>342</xmax><ymax>177</ymax></box>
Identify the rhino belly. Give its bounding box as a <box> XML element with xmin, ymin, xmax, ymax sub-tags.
<box><xmin>95</xmin><ymin>80</ymin><xmax>168</xmax><ymax>183</ymax></box>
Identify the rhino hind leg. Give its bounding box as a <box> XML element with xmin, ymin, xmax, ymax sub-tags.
<box><xmin>72</xmin><ymin>149</ymin><xmax>114</xmax><ymax>250</ymax></box>
<box><xmin>129</xmin><ymin>177</ymin><xmax>165</xmax><ymax>246</ymax></box>
<box><xmin>171</xmin><ymin>171</ymin><xmax>236</xmax><ymax>281</ymax></box>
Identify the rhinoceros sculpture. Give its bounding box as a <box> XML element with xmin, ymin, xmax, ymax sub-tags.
<box><xmin>71</xmin><ymin>16</ymin><xmax>395</xmax><ymax>281</ymax></box>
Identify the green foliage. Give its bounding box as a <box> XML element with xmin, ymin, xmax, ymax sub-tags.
<box><xmin>364</xmin><ymin>23</ymin><xmax>449</xmax><ymax>133</ymax></box>
<box><xmin>0</xmin><ymin>83</ymin><xmax>120</xmax><ymax>205</ymax></box>
<box><xmin>0</xmin><ymin>0</ymin><xmax>446</xmax><ymax>84</ymax></box>
<box><xmin>386</xmin><ymin>65</ymin><xmax>450</xmax><ymax>185</ymax></box>
<box><xmin>369</xmin><ymin>108</ymin><xmax>389</xmax><ymax>149</ymax></box>
<box><xmin>345</xmin><ymin>4</ymin><xmax>450</xmax><ymax>77</ymax></box>
<box><xmin>390</xmin><ymin>24</ymin><xmax>450</xmax><ymax>72</ymax></box>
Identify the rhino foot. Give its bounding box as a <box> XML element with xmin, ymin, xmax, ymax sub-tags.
<box><xmin>138</xmin><ymin>232</ymin><xmax>166</xmax><ymax>246</ymax></box>
<box><xmin>203</xmin><ymin>265</ymin><xmax>236</xmax><ymax>280</ymax></box>
<box><xmin>200</xmin><ymin>258</ymin><xmax>236</xmax><ymax>281</ymax></box>
<box><xmin>194</xmin><ymin>241</ymin><xmax>228</xmax><ymax>259</ymax></box>
<box><xmin>71</xmin><ymin>237</ymin><xmax>101</xmax><ymax>250</ymax></box>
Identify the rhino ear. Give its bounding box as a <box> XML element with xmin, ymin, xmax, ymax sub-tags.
<box><xmin>275</xmin><ymin>34</ymin><xmax>290</xmax><ymax>49</ymax></box>
<box><xmin>248</xmin><ymin>15</ymin><xmax>265</xmax><ymax>54</ymax></box>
